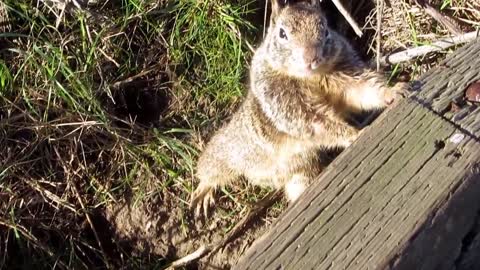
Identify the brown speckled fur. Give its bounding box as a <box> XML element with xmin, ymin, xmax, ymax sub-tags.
<box><xmin>190</xmin><ymin>0</ymin><xmax>404</xmax><ymax>216</ymax></box>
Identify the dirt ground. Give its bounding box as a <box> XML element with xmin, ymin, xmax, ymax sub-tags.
<box><xmin>103</xmin><ymin>184</ymin><xmax>284</xmax><ymax>269</ymax></box>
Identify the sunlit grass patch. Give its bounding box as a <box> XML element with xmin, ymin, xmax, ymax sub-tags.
<box><xmin>0</xmin><ymin>0</ymin><xmax>255</xmax><ymax>268</ymax></box>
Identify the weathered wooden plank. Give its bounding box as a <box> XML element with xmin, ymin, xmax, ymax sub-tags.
<box><xmin>235</xmin><ymin>99</ymin><xmax>480</xmax><ymax>269</ymax></box>
<box><xmin>235</xmin><ymin>39</ymin><xmax>480</xmax><ymax>270</ymax></box>
<box><xmin>413</xmin><ymin>39</ymin><xmax>480</xmax><ymax>137</ymax></box>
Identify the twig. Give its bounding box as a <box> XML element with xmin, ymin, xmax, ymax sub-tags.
<box><xmin>99</xmin><ymin>48</ymin><xmax>120</xmax><ymax>68</ymax></box>
<box><xmin>166</xmin><ymin>245</ymin><xmax>211</xmax><ymax>269</ymax></box>
<box><xmin>111</xmin><ymin>63</ymin><xmax>162</xmax><ymax>89</ymax></box>
<box><xmin>415</xmin><ymin>0</ymin><xmax>463</xmax><ymax>35</ymax></box>
<box><xmin>331</xmin><ymin>0</ymin><xmax>363</xmax><ymax>37</ymax></box>
<box><xmin>376</xmin><ymin>0</ymin><xmax>384</xmax><ymax>71</ymax></box>
<box><xmin>216</xmin><ymin>191</ymin><xmax>282</xmax><ymax>249</ymax></box>
<box><xmin>263</xmin><ymin>0</ymin><xmax>268</xmax><ymax>38</ymax></box>
<box><xmin>381</xmin><ymin>31</ymin><xmax>479</xmax><ymax>65</ymax></box>
<box><xmin>165</xmin><ymin>191</ymin><xmax>282</xmax><ymax>269</ymax></box>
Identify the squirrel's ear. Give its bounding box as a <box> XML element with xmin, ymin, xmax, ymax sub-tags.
<box><xmin>310</xmin><ymin>0</ymin><xmax>321</xmax><ymax>8</ymax></box>
<box><xmin>270</xmin><ymin>0</ymin><xmax>288</xmax><ymax>21</ymax></box>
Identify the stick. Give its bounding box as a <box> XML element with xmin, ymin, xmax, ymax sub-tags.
<box><xmin>166</xmin><ymin>245</ymin><xmax>211</xmax><ymax>269</ymax></box>
<box><xmin>165</xmin><ymin>191</ymin><xmax>282</xmax><ymax>269</ymax></box>
<box><xmin>376</xmin><ymin>0</ymin><xmax>384</xmax><ymax>71</ymax></box>
<box><xmin>331</xmin><ymin>0</ymin><xmax>363</xmax><ymax>37</ymax></box>
<box><xmin>381</xmin><ymin>31</ymin><xmax>479</xmax><ymax>65</ymax></box>
<box><xmin>263</xmin><ymin>0</ymin><xmax>268</xmax><ymax>38</ymax></box>
<box><xmin>215</xmin><ymin>191</ymin><xmax>282</xmax><ymax>250</ymax></box>
<box><xmin>416</xmin><ymin>0</ymin><xmax>463</xmax><ymax>35</ymax></box>
<box><xmin>111</xmin><ymin>63</ymin><xmax>162</xmax><ymax>89</ymax></box>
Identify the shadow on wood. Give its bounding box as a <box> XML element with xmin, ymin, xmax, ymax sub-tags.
<box><xmin>234</xmin><ymin>39</ymin><xmax>480</xmax><ymax>270</ymax></box>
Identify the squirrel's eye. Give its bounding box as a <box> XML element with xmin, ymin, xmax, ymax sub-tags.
<box><xmin>279</xmin><ymin>28</ymin><xmax>287</xmax><ymax>40</ymax></box>
<box><xmin>325</xmin><ymin>29</ymin><xmax>330</xmax><ymax>38</ymax></box>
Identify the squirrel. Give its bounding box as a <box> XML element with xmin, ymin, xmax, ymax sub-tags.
<box><xmin>190</xmin><ymin>0</ymin><xmax>405</xmax><ymax>216</ymax></box>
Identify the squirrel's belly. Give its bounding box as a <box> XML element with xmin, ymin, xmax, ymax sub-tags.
<box><xmin>276</xmin><ymin>141</ymin><xmax>319</xmax><ymax>174</ymax></box>
<box><xmin>241</xmin><ymin>139</ymin><xmax>318</xmax><ymax>188</ymax></box>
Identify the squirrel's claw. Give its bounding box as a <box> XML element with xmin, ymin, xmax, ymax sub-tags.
<box><xmin>394</xmin><ymin>82</ymin><xmax>410</xmax><ymax>99</ymax></box>
<box><xmin>202</xmin><ymin>190</ymin><xmax>215</xmax><ymax>218</ymax></box>
<box><xmin>384</xmin><ymin>82</ymin><xmax>409</xmax><ymax>106</ymax></box>
<box><xmin>190</xmin><ymin>185</ymin><xmax>215</xmax><ymax>218</ymax></box>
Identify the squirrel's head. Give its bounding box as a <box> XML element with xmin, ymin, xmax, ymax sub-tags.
<box><xmin>264</xmin><ymin>0</ymin><xmax>335</xmax><ymax>77</ymax></box>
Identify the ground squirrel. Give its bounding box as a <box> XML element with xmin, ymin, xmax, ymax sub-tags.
<box><xmin>191</xmin><ymin>0</ymin><xmax>404</xmax><ymax>216</ymax></box>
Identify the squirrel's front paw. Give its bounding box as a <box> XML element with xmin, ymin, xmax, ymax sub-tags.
<box><xmin>393</xmin><ymin>82</ymin><xmax>410</xmax><ymax>98</ymax></box>
<box><xmin>190</xmin><ymin>184</ymin><xmax>216</xmax><ymax>218</ymax></box>
<box><xmin>385</xmin><ymin>82</ymin><xmax>409</xmax><ymax>105</ymax></box>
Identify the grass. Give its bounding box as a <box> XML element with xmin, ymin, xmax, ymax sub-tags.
<box><xmin>0</xmin><ymin>0</ymin><xmax>479</xmax><ymax>269</ymax></box>
<box><xmin>0</xmin><ymin>0</ymin><xmax>255</xmax><ymax>268</ymax></box>
<box><xmin>166</xmin><ymin>0</ymin><xmax>255</xmax><ymax>131</ymax></box>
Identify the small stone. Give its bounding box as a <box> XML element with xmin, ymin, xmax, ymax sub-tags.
<box><xmin>450</xmin><ymin>102</ymin><xmax>461</xmax><ymax>112</ymax></box>
<box><xmin>449</xmin><ymin>133</ymin><xmax>465</xmax><ymax>144</ymax></box>
<box><xmin>465</xmin><ymin>81</ymin><xmax>480</xmax><ymax>103</ymax></box>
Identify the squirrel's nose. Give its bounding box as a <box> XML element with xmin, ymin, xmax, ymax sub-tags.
<box><xmin>303</xmin><ymin>45</ymin><xmax>321</xmax><ymax>70</ymax></box>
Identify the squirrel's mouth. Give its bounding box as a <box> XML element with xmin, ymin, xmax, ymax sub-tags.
<box><xmin>282</xmin><ymin>57</ymin><xmax>329</xmax><ymax>78</ymax></box>
<box><xmin>290</xmin><ymin>65</ymin><xmax>324</xmax><ymax>78</ymax></box>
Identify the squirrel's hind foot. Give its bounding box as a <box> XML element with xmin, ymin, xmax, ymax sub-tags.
<box><xmin>190</xmin><ymin>184</ymin><xmax>216</xmax><ymax>218</ymax></box>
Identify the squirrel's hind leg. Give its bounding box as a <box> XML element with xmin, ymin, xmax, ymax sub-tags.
<box><xmin>190</xmin><ymin>181</ymin><xmax>216</xmax><ymax>218</ymax></box>
<box><xmin>190</xmin><ymin>162</ymin><xmax>239</xmax><ymax>218</ymax></box>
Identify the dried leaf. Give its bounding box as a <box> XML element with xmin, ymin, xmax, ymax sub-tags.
<box><xmin>465</xmin><ymin>81</ymin><xmax>480</xmax><ymax>103</ymax></box>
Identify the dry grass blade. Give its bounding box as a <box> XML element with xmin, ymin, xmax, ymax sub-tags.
<box><xmin>381</xmin><ymin>31</ymin><xmax>479</xmax><ymax>65</ymax></box>
<box><xmin>21</xmin><ymin>177</ymin><xmax>77</xmax><ymax>213</ymax></box>
<box><xmin>376</xmin><ymin>0</ymin><xmax>384</xmax><ymax>71</ymax></box>
<box><xmin>111</xmin><ymin>63</ymin><xmax>163</xmax><ymax>89</ymax></box>
<box><xmin>227</xmin><ymin>22</ymin><xmax>255</xmax><ymax>53</ymax></box>
<box><xmin>416</xmin><ymin>0</ymin><xmax>463</xmax><ymax>35</ymax></box>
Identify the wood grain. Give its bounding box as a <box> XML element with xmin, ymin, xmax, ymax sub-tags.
<box><xmin>235</xmin><ymin>39</ymin><xmax>480</xmax><ymax>270</ymax></box>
